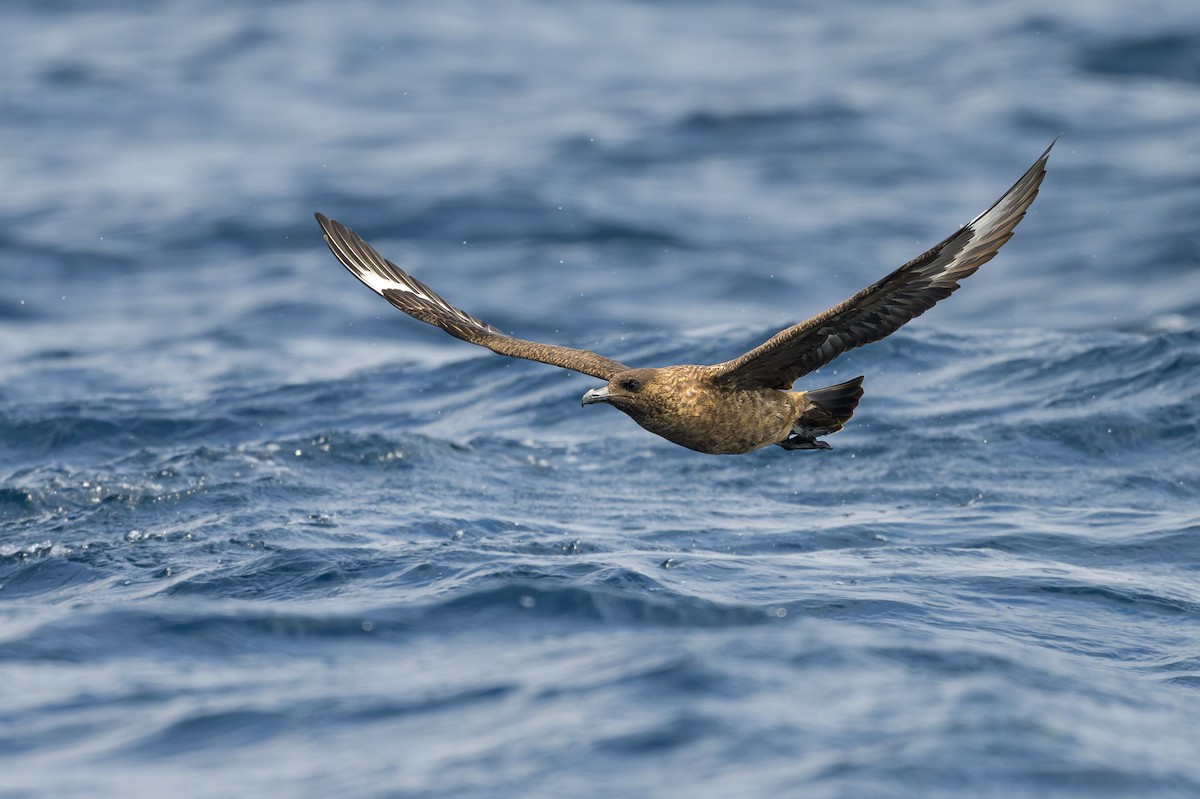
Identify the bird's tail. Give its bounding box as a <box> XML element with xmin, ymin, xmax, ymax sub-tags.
<box><xmin>796</xmin><ymin>375</ymin><xmax>865</xmax><ymax>436</ymax></box>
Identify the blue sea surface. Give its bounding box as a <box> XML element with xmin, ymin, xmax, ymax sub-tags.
<box><xmin>3</xmin><ymin>1</ymin><xmax>1200</xmax><ymax>796</ymax></box>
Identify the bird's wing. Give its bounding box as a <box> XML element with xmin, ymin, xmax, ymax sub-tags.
<box><xmin>316</xmin><ymin>214</ymin><xmax>631</xmax><ymax>381</ymax></box>
<box><xmin>708</xmin><ymin>140</ymin><xmax>1055</xmax><ymax>390</ymax></box>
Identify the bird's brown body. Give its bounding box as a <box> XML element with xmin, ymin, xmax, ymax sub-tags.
<box><xmin>315</xmin><ymin>141</ymin><xmax>1053</xmax><ymax>454</ymax></box>
<box><xmin>582</xmin><ymin>365</ymin><xmax>861</xmax><ymax>454</ymax></box>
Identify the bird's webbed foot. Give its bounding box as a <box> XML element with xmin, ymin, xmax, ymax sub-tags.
<box><xmin>777</xmin><ymin>436</ymin><xmax>832</xmax><ymax>451</ymax></box>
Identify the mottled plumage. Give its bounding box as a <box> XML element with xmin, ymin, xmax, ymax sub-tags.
<box><xmin>316</xmin><ymin>141</ymin><xmax>1053</xmax><ymax>454</ymax></box>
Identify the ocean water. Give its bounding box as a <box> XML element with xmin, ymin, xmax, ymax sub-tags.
<box><xmin>3</xmin><ymin>0</ymin><xmax>1200</xmax><ymax>796</ymax></box>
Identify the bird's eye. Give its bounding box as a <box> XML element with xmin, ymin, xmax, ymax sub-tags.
<box><xmin>620</xmin><ymin>379</ymin><xmax>642</xmax><ymax>392</ymax></box>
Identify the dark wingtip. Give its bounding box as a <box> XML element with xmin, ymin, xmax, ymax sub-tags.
<box><xmin>1039</xmin><ymin>135</ymin><xmax>1060</xmax><ymax>163</ymax></box>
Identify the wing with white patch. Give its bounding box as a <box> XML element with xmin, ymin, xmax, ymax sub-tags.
<box><xmin>709</xmin><ymin>140</ymin><xmax>1055</xmax><ymax>390</ymax></box>
<box><xmin>315</xmin><ymin>213</ymin><xmax>631</xmax><ymax>381</ymax></box>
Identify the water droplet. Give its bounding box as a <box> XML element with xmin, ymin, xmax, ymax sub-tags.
<box><xmin>774</xmin><ymin>607</ymin><xmax>788</xmax><ymax>618</ymax></box>
<box><xmin>362</xmin><ymin>620</ymin><xmax>374</xmax><ymax>632</ymax></box>
<box><xmin>519</xmin><ymin>595</ymin><xmax>536</xmax><ymax>609</ymax></box>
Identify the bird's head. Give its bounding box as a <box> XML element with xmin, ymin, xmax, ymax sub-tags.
<box><xmin>580</xmin><ymin>368</ymin><xmax>665</xmax><ymax>419</ymax></box>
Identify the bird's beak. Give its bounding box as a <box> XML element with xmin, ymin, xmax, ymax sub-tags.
<box><xmin>581</xmin><ymin>386</ymin><xmax>612</xmax><ymax>406</ymax></box>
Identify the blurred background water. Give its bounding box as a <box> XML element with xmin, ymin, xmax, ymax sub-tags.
<box><xmin>2</xmin><ymin>1</ymin><xmax>1200</xmax><ymax>797</ymax></box>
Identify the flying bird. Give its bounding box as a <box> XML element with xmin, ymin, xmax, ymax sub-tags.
<box><xmin>316</xmin><ymin>141</ymin><xmax>1053</xmax><ymax>454</ymax></box>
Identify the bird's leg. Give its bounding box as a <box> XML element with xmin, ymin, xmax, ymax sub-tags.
<box><xmin>777</xmin><ymin>436</ymin><xmax>832</xmax><ymax>451</ymax></box>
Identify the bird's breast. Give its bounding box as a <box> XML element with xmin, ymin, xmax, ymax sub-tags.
<box><xmin>629</xmin><ymin>385</ymin><xmax>796</xmax><ymax>455</ymax></box>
